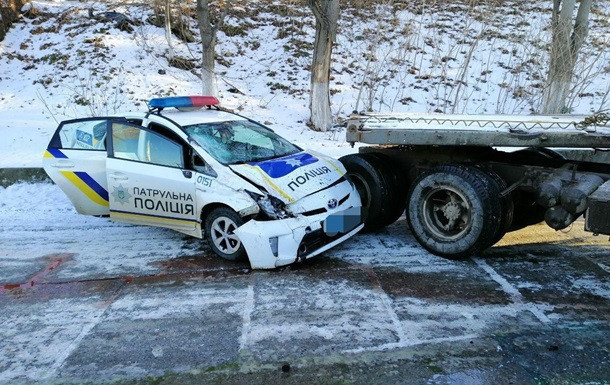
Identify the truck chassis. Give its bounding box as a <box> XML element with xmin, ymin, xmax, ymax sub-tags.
<box><xmin>341</xmin><ymin>113</ymin><xmax>610</xmax><ymax>258</ymax></box>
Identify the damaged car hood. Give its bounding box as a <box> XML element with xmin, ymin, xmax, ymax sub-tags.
<box><xmin>229</xmin><ymin>151</ymin><xmax>345</xmax><ymax>203</ymax></box>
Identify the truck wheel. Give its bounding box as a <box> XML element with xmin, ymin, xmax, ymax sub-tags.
<box><xmin>486</xmin><ymin>170</ymin><xmax>514</xmax><ymax>247</ymax></box>
<box><xmin>204</xmin><ymin>207</ymin><xmax>246</xmax><ymax>261</ymax></box>
<box><xmin>339</xmin><ymin>153</ymin><xmax>392</xmax><ymax>231</ymax></box>
<box><xmin>407</xmin><ymin>165</ymin><xmax>502</xmax><ymax>259</ymax></box>
<box><xmin>366</xmin><ymin>153</ymin><xmax>409</xmax><ymax>227</ymax></box>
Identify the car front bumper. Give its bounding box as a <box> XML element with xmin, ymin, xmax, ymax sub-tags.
<box><xmin>234</xmin><ymin>191</ymin><xmax>363</xmax><ymax>269</ymax></box>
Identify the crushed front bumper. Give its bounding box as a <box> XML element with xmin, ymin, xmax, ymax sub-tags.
<box><xmin>234</xmin><ymin>193</ymin><xmax>363</xmax><ymax>269</ymax></box>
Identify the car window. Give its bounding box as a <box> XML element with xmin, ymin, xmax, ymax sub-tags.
<box><xmin>111</xmin><ymin>123</ymin><xmax>184</xmax><ymax>168</ymax></box>
<box><xmin>183</xmin><ymin>120</ymin><xmax>300</xmax><ymax>164</ymax></box>
<box><xmin>56</xmin><ymin>120</ymin><xmax>108</xmax><ymax>150</ymax></box>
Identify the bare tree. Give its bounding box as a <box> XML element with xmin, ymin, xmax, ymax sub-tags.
<box><xmin>164</xmin><ymin>0</ymin><xmax>174</xmax><ymax>60</ymax></box>
<box><xmin>542</xmin><ymin>0</ymin><xmax>592</xmax><ymax>114</ymax></box>
<box><xmin>308</xmin><ymin>0</ymin><xmax>339</xmax><ymax>132</ymax></box>
<box><xmin>196</xmin><ymin>0</ymin><xmax>230</xmax><ymax>96</ymax></box>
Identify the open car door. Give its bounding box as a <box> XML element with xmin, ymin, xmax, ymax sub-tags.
<box><xmin>43</xmin><ymin>118</ymin><xmax>118</xmax><ymax>216</ymax></box>
<box><xmin>105</xmin><ymin>122</ymin><xmax>199</xmax><ymax>235</ymax></box>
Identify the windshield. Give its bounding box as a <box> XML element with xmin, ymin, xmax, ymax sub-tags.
<box><xmin>183</xmin><ymin>120</ymin><xmax>301</xmax><ymax>164</ymax></box>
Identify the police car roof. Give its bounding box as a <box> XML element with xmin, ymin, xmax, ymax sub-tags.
<box><xmin>158</xmin><ymin>109</ymin><xmax>247</xmax><ymax>127</ymax></box>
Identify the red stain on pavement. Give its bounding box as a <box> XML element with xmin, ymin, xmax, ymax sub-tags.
<box><xmin>0</xmin><ymin>253</ymin><xmax>249</xmax><ymax>301</ymax></box>
<box><xmin>0</xmin><ymin>253</ymin><xmax>74</xmax><ymax>293</ymax></box>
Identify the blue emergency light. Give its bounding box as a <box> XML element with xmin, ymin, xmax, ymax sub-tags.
<box><xmin>148</xmin><ymin>96</ymin><xmax>220</xmax><ymax>110</ymax></box>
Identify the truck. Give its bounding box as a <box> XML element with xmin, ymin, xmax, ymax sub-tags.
<box><xmin>340</xmin><ymin>112</ymin><xmax>610</xmax><ymax>259</ymax></box>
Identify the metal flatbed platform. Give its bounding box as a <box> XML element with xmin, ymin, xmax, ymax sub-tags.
<box><xmin>347</xmin><ymin>113</ymin><xmax>610</xmax><ymax>148</ymax></box>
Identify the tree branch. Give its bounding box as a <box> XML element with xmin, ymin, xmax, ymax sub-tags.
<box><xmin>212</xmin><ymin>0</ymin><xmax>232</xmax><ymax>36</ymax></box>
<box><xmin>308</xmin><ymin>0</ymin><xmax>324</xmax><ymax>22</ymax></box>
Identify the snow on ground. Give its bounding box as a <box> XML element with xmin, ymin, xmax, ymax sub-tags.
<box><xmin>1</xmin><ymin>0</ymin><xmax>609</xmax><ymax>167</ymax></box>
<box><xmin>0</xmin><ymin>181</ymin><xmax>203</xmax><ymax>280</ymax></box>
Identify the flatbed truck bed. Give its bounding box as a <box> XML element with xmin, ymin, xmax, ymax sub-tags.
<box><xmin>340</xmin><ymin>112</ymin><xmax>610</xmax><ymax>259</ymax></box>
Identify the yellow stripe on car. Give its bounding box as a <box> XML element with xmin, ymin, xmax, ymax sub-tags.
<box><xmin>325</xmin><ymin>158</ymin><xmax>345</xmax><ymax>176</ymax></box>
<box><xmin>60</xmin><ymin>171</ymin><xmax>109</xmax><ymax>207</ymax></box>
<box><xmin>111</xmin><ymin>211</ymin><xmax>198</xmax><ymax>226</ymax></box>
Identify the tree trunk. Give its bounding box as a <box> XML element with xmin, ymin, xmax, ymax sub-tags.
<box><xmin>200</xmin><ymin>33</ymin><xmax>216</xmax><ymax>96</ymax></box>
<box><xmin>195</xmin><ymin>0</ymin><xmax>230</xmax><ymax>96</ymax></box>
<box><xmin>542</xmin><ymin>0</ymin><xmax>592</xmax><ymax>114</ymax></box>
<box><xmin>164</xmin><ymin>0</ymin><xmax>174</xmax><ymax>60</ymax></box>
<box><xmin>310</xmin><ymin>23</ymin><xmax>333</xmax><ymax>131</ymax></box>
<box><xmin>196</xmin><ymin>0</ymin><xmax>216</xmax><ymax>96</ymax></box>
<box><xmin>308</xmin><ymin>0</ymin><xmax>339</xmax><ymax>132</ymax></box>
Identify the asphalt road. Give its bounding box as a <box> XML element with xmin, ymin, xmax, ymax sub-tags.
<box><xmin>1</xmin><ymin>183</ymin><xmax>609</xmax><ymax>385</ymax></box>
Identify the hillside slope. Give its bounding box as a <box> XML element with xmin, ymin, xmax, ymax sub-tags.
<box><xmin>0</xmin><ymin>0</ymin><xmax>609</xmax><ymax>167</ymax></box>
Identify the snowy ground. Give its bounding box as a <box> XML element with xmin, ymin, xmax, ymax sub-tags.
<box><xmin>1</xmin><ymin>182</ymin><xmax>609</xmax><ymax>384</ymax></box>
<box><xmin>1</xmin><ymin>0</ymin><xmax>609</xmax><ymax>167</ymax></box>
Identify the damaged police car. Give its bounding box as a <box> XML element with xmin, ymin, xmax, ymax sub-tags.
<box><xmin>43</xmin><ymin>96</ymin><xmax>363</xmax><ymax>269</ymax></box>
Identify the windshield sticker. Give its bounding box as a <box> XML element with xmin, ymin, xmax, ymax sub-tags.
<box><xmin>250</xmin><ymin>153</ymin><xmax>318</xmax><ymax>178</ymax></box>
<box><xmin>76</xmin><ymin>129</ymin><xmax>93</xmax><ymax>147</ymax></box>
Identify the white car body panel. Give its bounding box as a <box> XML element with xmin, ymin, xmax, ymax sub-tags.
<box><xmin>106</xmin><ymin>157</ymin><xmax>199</xmax><ymax>234</ymax></box>
<box><xmin>229</xmin><ymin>151</ymin><xmax>345</xmax><ymax>204</ymax></box>
<box><xmin>43</xmin><ymin>105</ymin><xmax>363</xmax><ymax>269</ymax></box>
<box><xmin>235</xmin><ymin>188</ymin><xmax>363</xmax><ymax>269</ymax></box>
<box><xmin>43</xmin><ymin>146</ymin><xmax>110</xmax><ymax>216</ymax></box>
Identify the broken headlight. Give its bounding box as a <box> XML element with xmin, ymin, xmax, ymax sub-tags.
<box><xmin>245</xmin><ymin>190</ymin><xmax>290</xmax><ymax>220</ymax></box>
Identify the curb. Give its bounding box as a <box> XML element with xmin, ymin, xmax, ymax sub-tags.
<box><xmin>0</xmin><ymin>168</ymin><xmax>50</xmax><ymax>187</ymax></box>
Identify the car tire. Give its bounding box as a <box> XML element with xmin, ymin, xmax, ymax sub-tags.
<box><xmin>339</xmin><ymin>153</ymin><xmax>392</xmax><ymax>232</ymax></box>
<box><xmin>406</xmin><ymin>165</ymin><xmax>503</xmax><ymax>259</ymax></box>
<box><xmin>204</xmin><ymin>207</ymin><xmax>247</xmax><ymax>261</ymax></box>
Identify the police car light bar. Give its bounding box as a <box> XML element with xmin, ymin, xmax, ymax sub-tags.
<box><xmin>148</xmin><ymin>96</ymin><xmax>220</xmax><ymax>111</ymax></box>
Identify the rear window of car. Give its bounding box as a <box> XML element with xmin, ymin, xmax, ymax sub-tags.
<box><xmin>52</xmin><ymin>120</ymin><xmax>108</xmax><ymax>150</ymax></box>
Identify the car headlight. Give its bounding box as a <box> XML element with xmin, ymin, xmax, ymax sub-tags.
<box><xmin>245</xmin><ymin>190</ymin><xmax>290</xmax><ymax>220</ymax></box>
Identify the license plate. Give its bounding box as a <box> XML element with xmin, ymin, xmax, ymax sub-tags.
<box><xmin>323</xmin><ymin>207</ymin><xmax>361</xmax><ymax>236</ymax></box>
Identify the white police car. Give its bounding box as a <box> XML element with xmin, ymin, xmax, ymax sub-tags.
<box><xmin>43</xmin><ymin>96</ymin><xmax>363</xmax><ymax>269</ymax></box>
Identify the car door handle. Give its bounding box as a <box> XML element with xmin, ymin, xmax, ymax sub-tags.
<box><xmin>51</xmin><ymin>160</ymin><xmax>75</xmax><ymax>168</ymax></box>
<box><xmin>109</xmin><ymin>173</ymin><xmax>128</xmax><ymax>181</ymax></box>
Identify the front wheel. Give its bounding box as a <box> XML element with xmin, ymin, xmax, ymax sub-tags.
<box><xmin>204</xmin><ymin>207</ymin><xmax>246</xmax><ymax>261</ymax></box>
<box><xmin>406</xmin><ymin>165</ymin><xmax>502</xmax><ymax>259</ymax></box>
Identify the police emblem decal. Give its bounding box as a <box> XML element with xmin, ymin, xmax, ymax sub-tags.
<box><xmin>111</xmin><ymin>184</ymin><xmax>132</xmax><ymax>205</ymax></box>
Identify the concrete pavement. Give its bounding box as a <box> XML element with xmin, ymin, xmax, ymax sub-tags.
<box><xmin>0</xmin><ymin>182</ymin><xmax>609</xmax><ymax>384</ymax></box>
